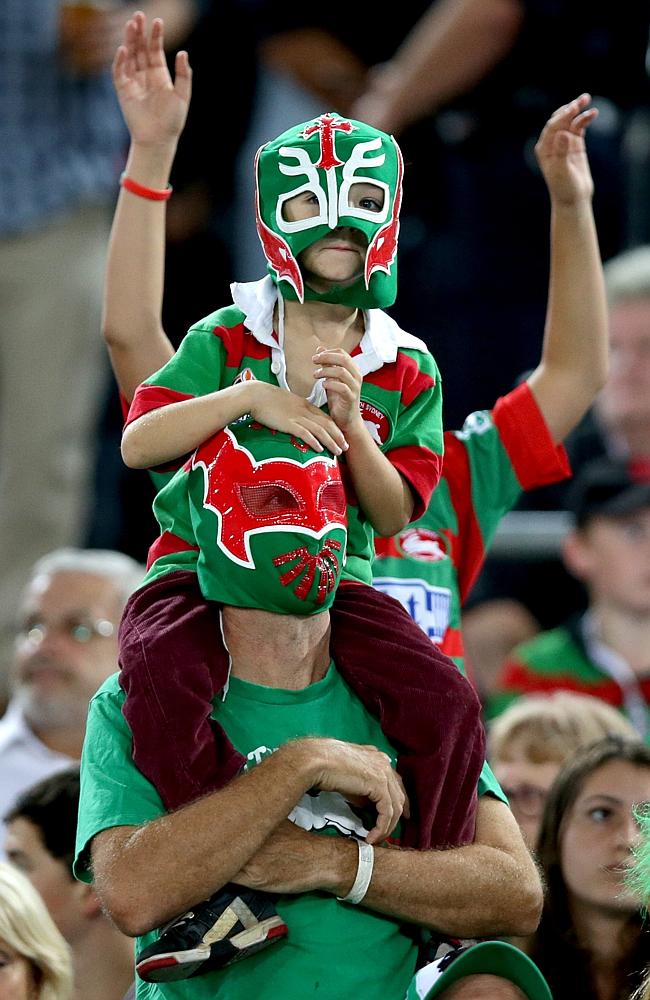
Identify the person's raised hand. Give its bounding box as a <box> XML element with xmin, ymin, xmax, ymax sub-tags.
<box><xmin>112</xmin><ymin>11</ymin><xmax>191</xmax><ymax>148</ymax></box>
<box><xmin>534</xmin><ymin>93</ymin><xmax>598</xmax><ymax>206</ymax></box>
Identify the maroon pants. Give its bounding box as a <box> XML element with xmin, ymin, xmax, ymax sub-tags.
<box><xmin>118</xmin><ymin>572</ymin><xmax>485</xmax><ymax>849</ymax></box>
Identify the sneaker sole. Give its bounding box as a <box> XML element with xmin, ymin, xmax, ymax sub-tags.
<box><xmin>136</xmin><ymin>915</ymin><xmax>288</xmax><ymax>983</ymax></box>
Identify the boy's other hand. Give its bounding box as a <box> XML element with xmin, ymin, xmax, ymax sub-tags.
<box><xmin>314</xmin><ymin>348</ymin><xmax>364</xmax><ymax>434</ymax></box>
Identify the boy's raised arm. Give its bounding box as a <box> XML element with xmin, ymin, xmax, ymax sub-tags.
<box><xmin>102</xmin><ymin>12</ymin><xmax>189</xmax><ymax>403</ymax></box>
<box><xmin>527</xmin><ymin>93</ymin><xmax>609</xmax><ymax>442</ymax></box>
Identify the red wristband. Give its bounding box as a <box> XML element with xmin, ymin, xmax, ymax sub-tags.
<box><xmin>120</xmin><ymin>173</ymin><xmax>172</xmax><ymax>201</ymax></box>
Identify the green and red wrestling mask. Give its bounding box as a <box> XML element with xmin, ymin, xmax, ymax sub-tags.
<box><xmin>190</xmin><ymin>419</ymin><xmax>348</xmax><ymax>614</ymax></box>
<box><xmin>255</xmin><ymin>112</ymin><xmax>404</xmax><ymax>309</ymax></box>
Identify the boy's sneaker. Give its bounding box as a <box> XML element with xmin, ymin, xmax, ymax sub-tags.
<box><xmin>135</xmin><ymin>883</ymin><xmax>288</xmax><ymax>983</ymax></box>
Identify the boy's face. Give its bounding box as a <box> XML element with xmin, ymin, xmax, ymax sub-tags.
<box><xmin>283</xmin><ymin>182</ymin><xmax>385</xmax><ymax>292</ymax></box>
<box><xmin>564</xmin><ymin>508</ymin><xmax>650</xmax><ymax>614</ymax></box>
<box><xmin>255</xmin><ymin>113</ymin><xmax>402</xmax><ymax>308</ymax></box>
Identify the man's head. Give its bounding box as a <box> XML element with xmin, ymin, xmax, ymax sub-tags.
<box><xmin>255</xmin><ymin>112</ymin><xmax>403</xmax><ymax>309</ymax></box>
<box><xmin>4</xmin><ymin>769</ymin><xmax>98</xmax><ymax>945</ymax></box>
<box><xmin>12</xmin><ymin>548</ymin><xmax>144</xmax><ymax>735</ymax></box>
<box><xmin>562</xmin><ymin>458</ymin><xmax>650</xmax><ymax>616</ymax></box>
<box><xmin>406</xmin><ymin>941</ymin><xmax>551</xmax><ymax>1000</ymax></box>
<box><xmin>597</xmin><ymin>246</ymin><xmax>650</xmax><ymax>446</ymax></box>
<box><xmin>191</xmin><ymin>420</ymin><xmax>347</xmax><ymax>614</ymax></box>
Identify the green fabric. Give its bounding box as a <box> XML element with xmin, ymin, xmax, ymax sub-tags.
<box><xmin>75</xmin><ymin>670</ymin><xmax>417</xmax><ymax>1000</ymax></box>
<box><xmin>256</xmin><ymin>113</ymin><xmax>402</xmax><ymax>308</ymax></box>
<box><xmin>75</xmin><ymin>672</ymin><xmax>505</xmax><ymax>999</ymax></box>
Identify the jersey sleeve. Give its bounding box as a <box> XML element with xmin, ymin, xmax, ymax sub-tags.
<box><xmin>125</xmin><ymin>322</ymin><xmax>228</xmax><ymax>427</ymax></box>
<box><xmin>386</xmin><ymin>349</ymin><xmax>444</xmax><ymax>521</ymax></box>
<box><xmin>445</xmin><ymin>381</ymin><xmax>570</xmax><ymax>602</ymax></box>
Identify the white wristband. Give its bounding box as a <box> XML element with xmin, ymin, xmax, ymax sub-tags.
<box><xmin>337</xmin><ymin>839</ymin><xmax>374</xmax><ymax>905</ymax></box>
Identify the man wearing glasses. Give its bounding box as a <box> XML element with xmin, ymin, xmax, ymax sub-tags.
<box><xmin>0</xmin><ymin>548</ymin><xmax>144</xmax><ymax>827</ymax></box>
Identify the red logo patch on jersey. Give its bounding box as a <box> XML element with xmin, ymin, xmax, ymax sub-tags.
<box><xmin>398</xmin><ymin>527</ymin><xmax>447</xmax><ymax>562</ymax></box>
<box><xmin>234</xmin><ymin>368</ymin><xmax>257</xmax><ymax>385</ymax></box>
<box><xmin>359</xmin><ymin>400</ymin><xmax>390</xmax><ymax>446</ymax></box>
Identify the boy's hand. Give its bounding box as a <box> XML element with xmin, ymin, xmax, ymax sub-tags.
<box><xmin>314</xmin><ymin>348</ymin><xmax>364</xmax><ymax>433</ymax></box>
<box><xmin>112</xmin><ymin>12</ymin><xmax>191</xmax><ymax>148</ymax></box>
<box><xmin>535</xmin><ymin>93</ymin><xmax>598</xmax><ymax>207</ymax></box>
<box><xmin>248</xmin><ymin>383</ymin><xmax>348</xmax><ymax>455</ymax></box>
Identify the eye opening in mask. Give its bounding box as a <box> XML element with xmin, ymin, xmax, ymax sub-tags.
<box><xmin>237</xmin><ymin>483</ymin><xmax>303</xmax><ymax>519</ymax></box>
<box><xmin>318</xmin><ymin>481</ymin><xmax>347</xmax><ymax>518</ymax></box>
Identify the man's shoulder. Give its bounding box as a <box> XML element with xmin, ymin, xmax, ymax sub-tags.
<box><xmin>188</xmin><ymin>304</ymin><xmax>247</xmax><ymax>335</ymax></box>
<box><xmin>89</xmin><ymin>673</ymin><xmax>127</xmax><ymax>712</ymax></box>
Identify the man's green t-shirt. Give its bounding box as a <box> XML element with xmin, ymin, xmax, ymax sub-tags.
<box><xmin>75</xmin><ymin>669</ymin><xmax>505</xmax><ymax>1000</ymax></box>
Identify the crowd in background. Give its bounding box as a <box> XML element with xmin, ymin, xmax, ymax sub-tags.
<box><xmin>2</xmin><ymin>1</ymin><xmax>650</xmax><ymax>998</ymax></box>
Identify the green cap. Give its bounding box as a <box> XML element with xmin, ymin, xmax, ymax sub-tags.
<box><xmin>406</xmin><ymin>942</ymin><xmax>552</xmax><ymax>1000</ymax></box>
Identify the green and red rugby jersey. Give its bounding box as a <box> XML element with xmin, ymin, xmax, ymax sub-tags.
<box><xmin>373</xmin><ymin>382</ymin><xmax>571</xmax><ymax>673</ymax></box>
<box><xmin>126</xmin><ymin>277</ymin><xmax>443</xmax><ymax>588</ymax></box>
<box><xmin>487</xmin><ymin>614</ymin><xmax>650</xmax><ymax>736</ymax></box>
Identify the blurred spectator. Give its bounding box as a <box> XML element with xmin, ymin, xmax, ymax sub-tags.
<box><xmin>5</xmin><ymin>768</ymin><xmax>133</xmax><ymax>1000</ymax></box>
<box><xmin>407</xmin><ymin>939</ymin><xmax>551</xmax><ymax>999</ymax></box>
<box><xmin>0</xmin><ymin>548</ymin><xmax>144</xmax><ymax>824</ymax></box>
<box><xmin>244</xmin><ymin>0</ymin><xmax>650</xmax><ymax>428</ymax></box>
<box><xmin>488</xmin><ymin>691</ymin><xmax>637</xmax><ymax>845</ymax></box>
<box><xmin>87</xmin><ymin>0</ymin><xmax>256</xmax><ymax>564</ymax></box>
<box><xmin>525</xmin><ymin>737</ymin><xmax>650</xmax><ymax>1000</ymax></box>
<box><xmin>466</xmin><ymin>245</ymin><xmax>650</xmax><ymax>676</ymax></box>
<box><xmin>487</xmin><ymin>459</ymin><xmax>650</xmax><ymax>738</ymax></box>
<box><xmin>0</xmin><ymin>859</ymin><xmax>73</xmax><ymax>999</ymax></box>
<box><xmin>0</xmin><ymin>0</ymin><xmax>195</xmax><ymax>693</ymax></box>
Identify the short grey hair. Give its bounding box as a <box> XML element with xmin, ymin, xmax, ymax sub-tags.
<box><xmin>26</xmin><ymin>548</ymin><xmax>145</xmax><ymax>610</ymax></box>
<box><xmin>604</xmin><ymin>245</ymin><xmax>650</xmax><ymax>305</ymax></box>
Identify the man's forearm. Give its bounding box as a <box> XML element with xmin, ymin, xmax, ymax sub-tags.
<box><xmin>238</xmin><ymin>799</ymin><xmax>543</xmax><ymax>938</ymax></box>
<box><xmin>528</xmin><ymin>198</ymin><xmax>609</xmax><ymax>442</ymax></box>
<box><xmin>92</xmin><ymin>743</ymin><xmax>319</xmax><ymax>935</ymax></box>
<box><xmin>344</xmin><ymin>421</ymin><xmax>414</xmax><ymax>535</ymax></box>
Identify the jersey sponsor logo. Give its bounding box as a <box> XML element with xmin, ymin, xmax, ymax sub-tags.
<box><xmin>233</xmin><ymin>367</ymin><xmax>257</xmax><ymax>385</ymax></box>
<box><xmin>373</xmin><ymin>577</ymin><xmax>452</xmax><ymax>643</ymax></box>
<box><xmin>359</xmin><ymin>400</ymin><xmax>390</xmax><ymax>445</ymax></box>
<box><xmin>398</xmin><ymin>527</ymin><xmax>447</xmax><ymax>562</ymax></box>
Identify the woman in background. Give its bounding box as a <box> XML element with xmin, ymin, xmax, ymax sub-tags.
<box><xmin>526</xmin><ymin>737</ymin><xmax>650</xmax><ymax>1000</ymax></box>
<box><xmin>0</xmin><ymin>862</ymin><xmax>73</xmax><ymax>1000</ymax></box>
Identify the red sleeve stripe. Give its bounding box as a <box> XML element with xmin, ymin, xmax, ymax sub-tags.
<box><xmin>147</xmin><ymin>531</ymin><xmax>200</xmax><ymax>571</ymax></box>
<box><xmin>496</xmin><ymin>658</ymin><xmax>637</xmax><ymax>705</ymax></box>
<box><xmin>492</xmin><ymin>383</ymin><xmax>571</xmax><ymax>491</ymax></box>
<box><xmin>118</xmin><ymin>391</ymin><xmax>130</xmax><ymax>425</ymax></box>
<box><xmin>125</xmin><ymin>386</ymin><xmax>196</xmax><ymax>427</ymax></box>
<box><xmin>363</xmin><ymin>352</ymin><xmax>436</xmax><ymax>408</ymax></box>
<box><xmin>388</xmin><ymin>445</ymin><xmax>442</xmax><ymax>521</ymax></box>
<box><xmin>440</xmin><ymin>436</ymin><xmax>486</xmax><ymax>604</ymax></box>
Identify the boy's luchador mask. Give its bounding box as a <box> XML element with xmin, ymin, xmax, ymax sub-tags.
<box><xmin>255</xmin><ymin>112</ymin><xmax>403</xmax><ymax>309</ymax></box>
<box><xmin>190</xmin><ymin>419</ymin><xmax>348</xmax><ymax>615</ymax></box>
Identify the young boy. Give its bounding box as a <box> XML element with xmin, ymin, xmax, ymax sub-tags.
<box><xmin>112</xmin><ymin>12</ymin><xmax>483</xmax><ymax>987</ymax></box>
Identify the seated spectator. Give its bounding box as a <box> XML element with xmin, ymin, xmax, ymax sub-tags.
<box><xmin>525</xmin><ymin>736</ymin><xmax>650</xmax><ymax>1000</ymax></box>
<box><xmin>4</xmin><ymin>769</ymin><xmax>133</xmax><ymax>1000</ymax></box>
<box><xmin>487</xmin><ymin>457</ymin><xmax>650</xmax><ymax>738</ymax></box>
<box><xmin>489</xmin><ymin>691</ymin><xmax>637</xmax><ymax>844</ymax></box>
<box><xmin>465</xmin><ymin>245</ymin><xmax>650</xmax><ymax>679</ymax></box>
<box><xmin>0</xmin><ymin>859</ymin><xmax>73</xmax><ymax>999</ymax></box>
<box><xmin>0</xmin><ymin>548</ymin><xmax>144</xmax><ymax>825</ymax></box>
